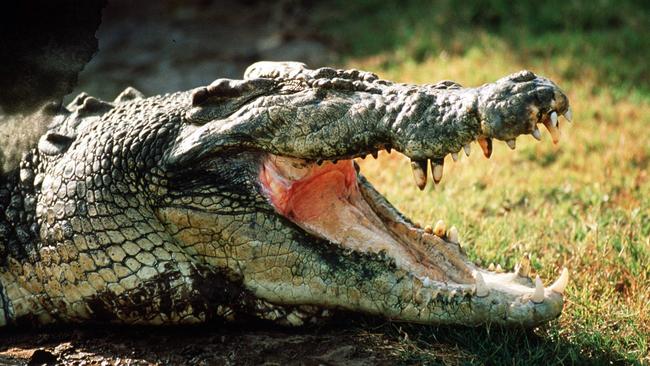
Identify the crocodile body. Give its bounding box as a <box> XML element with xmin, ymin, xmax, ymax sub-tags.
<box><xmin>0</xmin><ymin>61</ymin><xmax>571</xmax><ymax>327</ymax></box>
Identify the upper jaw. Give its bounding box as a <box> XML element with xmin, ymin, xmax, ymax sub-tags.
<box><xmin>396</xmin><ymin>72</ymin><xmax>572</xmax><ymax>189</ymax></box>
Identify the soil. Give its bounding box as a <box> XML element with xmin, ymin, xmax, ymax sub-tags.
<box><xmin>0</xmin><ymin>323</ymin><xmax>401</xmax><ymax>365</ymax></box>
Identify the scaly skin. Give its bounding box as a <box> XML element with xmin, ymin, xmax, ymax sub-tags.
<box><xmin>0</xmin><ymin>62</ymin><xmax>571</xmax><ymax>327</ymax></box>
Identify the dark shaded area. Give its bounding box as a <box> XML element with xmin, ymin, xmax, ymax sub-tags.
<box><xmin>70</xmin><ymin>0</ymin><xmax>334</xmax><ymax>102</ymax></box>
<box><xmin>391</xmin><ymin>322</ymin><xmax>633</xmax><ymax>365</ymax></box>
<box><xmin>0</xmin><ymin>1</ymin><xmax>106</xmax><ymax>114</ymax></box>
<box><xmin>0</xmin><ymin>322</ymin><xmax>391</xmax><ymax>366</ymax></box>
<box><xmin>0</xmin><ymin>319</ymin><xmax>629</xmax><ymax>365</ymax></box>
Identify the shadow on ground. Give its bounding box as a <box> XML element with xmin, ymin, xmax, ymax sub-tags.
<box><xmin>0</xmin><ymin>319</ymin><xmax>625</xmax><ymax>365</ymax></box>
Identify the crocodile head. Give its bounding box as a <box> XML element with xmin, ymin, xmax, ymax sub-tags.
<box><xmin>155</xmin><ymin>62</ymin><xmax>572</xmax><ymax>327</ymax></box>
<box><xmin>1</xmin><ymin>62</ymin><xmax>571</xmax><ymax>328</ymax></box>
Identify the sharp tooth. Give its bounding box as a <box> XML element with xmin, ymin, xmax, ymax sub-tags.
<box><xmin>531</xmin><ymin>275</ymin><xmax>544</xmax><ymax>303</ymax></box>
<box><xmin>433</xmin><ymin>220</ymin><xmax>446</xmax><ymax>237</ymax></box>
<box><xmin>550</xmin><ymin>267</ymin><xmax>569</xmax><ymax>294</ymax></box>
<box><xmin>424</xmin><ymin>225</ymin><xmax>433</xmax><ymax>234</ymax></box>
<box><xmin>431</xmin><ymin>160</ymin><xmax>444</xmax><ymax>184</ymax></box>
<box><xmin>448</xmin><ymin>226</ymin><xmax>459</xmax><ymax>243</ymax></box>
<box><xmin>477</xmin><ymin>137</ymin><xmax>492</xmax><ymax>158</ymax></box>
<box><xmin>463</xmin><ymin>144</ymin><xmax>471</xmax><ymax>157</ymax></box>
<box><xmin>516</xmin><ymin>253</ymin><xmax>531</xmax><ymax>277</ymax></box>
<box><xmin>532</xmin><ymin>127</ymin><xmax>542</xmax><ymax>141</ymax></box>
<box><xmin>473</xmin><ymin>271</ymin><xmax>489</xmax><ymax>297</ymax></box>
<box><xmin>487</xmin><ymin>263</ymin><xmax>495</xmax><ymax>271</ymax></box>
<box><xmin>563</xmin><ymin>107</ymin><xmax>573</xmax><ymax>122</ymax></box>
<box><xmin>410</xmin><ymin>159</ymin><xmax>428</xmax><ymax>190</ymax></box>
<box><xmin>506</xmin><ymin>139</ymin><xmax>516</xmax><ymax>150</ymax></box>
<box><xmin>451</xmin><ymin>152</ymin><xmax>459</xmax><ymax>162</ymax></box>
<box><xmin>543</xmin><ymin>120</ymin><xmax>561</xmax><ymax>144</ymax></box>
<box><xmin>550</xmin><ymin>111</ymin><xmax>558</xmax><ymax>127</ymax></box>
<box><xmin>495</xmin><ymin>264</ymin><xmax>504</xmax><ymax>273</ymax></box>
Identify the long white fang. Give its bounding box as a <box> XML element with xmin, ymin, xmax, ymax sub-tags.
<box><xmin>474</xmin><ymin>271</ymin><xmax>489</xmax><ymax>297</ymax></box>
<box><xmin>488</xmin><ymin>263</ymin><xmax>495</xmax><ymax>271</ymax></box>
<box><xmin>550</xmin><ymin>267</ymin><xmax>569</xmax><ymax>294</ymax></box>
<box><xmin>564</xmin><ymin>107</ymin><xmax>572</xmax><ymax>122</ymax></box>
<box><xmin>495</xmin><ymin>264</ymin><xmax>504</xmax><ymax>273</ymax></box>
<box><xmin>531</xmin><ymin>275</ymin><xmax>544</xmax><ymax>303</ymax></box>
<box><xmin>463</xmin><ymin>144</ymin><xmax>471</xmax><ymax>157</ymax></box>
<box><xmin>451</xmin><ymin>152</ymin><xmax>459</xmax><ymax>161</ymax></box>
<box><xmin>550</xmin><ymin>111</ymin><xmax>558</xmax><ymax>127</ymax></box>
<box><xmin>506</xmin><ymin>139</ymin><xmax>516</xmax><ymax>150</ymax></box>
<box><xmin>532</xmin><ymin>127</ymin><xmax>542</xmax><ymax>141</ymax></box>
<box><xmin>448</xmin><ymin>226</ymin><xmax>459</xmax><ymax>243</ymax></box>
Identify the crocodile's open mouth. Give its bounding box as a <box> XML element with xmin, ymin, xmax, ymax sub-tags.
<box><xmin>260</xmin><ymin>154</ymin><xmax>476</xmax><ymax>284</ymax></box>
<box><xmin>259</xmin><ymin>146</ymin><xmax>569</xmax><ymax>309</ymax></box>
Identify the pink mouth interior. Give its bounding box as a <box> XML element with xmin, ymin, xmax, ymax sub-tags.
<box><xmin>258</xmin><ymin>155</ymin><xmax>461</xmax><ymax>281</ymax></box>
<box><xmin>260</xmin><ymin>157</ymin><xmax>358</xmax><ymax>221</ymax></box>
<box><xmin>259</xmin><ymin>157</ymin><xmax>398</xmax><ymax>248</ymax></box>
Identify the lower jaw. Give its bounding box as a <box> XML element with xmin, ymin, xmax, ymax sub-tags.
<box><xmin>257</xmin><ymin>153</ymin><xmax>569</xmax><ymax>319</ymax></box>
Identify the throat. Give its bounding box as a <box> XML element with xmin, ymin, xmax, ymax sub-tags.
<box><xmin>261</xmin><ymin>157</ymin><xmax>395</xmax><ymax>249</ymax></box>
<box><xmin>260</xmin><ymin>157</ymin><xmax>358</xmax><ymax>221</ymax></box>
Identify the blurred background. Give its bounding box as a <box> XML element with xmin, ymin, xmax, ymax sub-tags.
<box><xmin>1</xmin><ymin>0</ymin><xmax>649</xmax><ymax>364</ymax></box>
<box><xmin>73</xmin><ymin>0</ymin><xmax>649</xmax><ymax>100</ymax></box>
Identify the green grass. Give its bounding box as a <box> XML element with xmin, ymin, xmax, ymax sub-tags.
<box><xmin>314</xmin><ymin>1</ymin><xmax>649</xmax><ymax>364</ymax></box>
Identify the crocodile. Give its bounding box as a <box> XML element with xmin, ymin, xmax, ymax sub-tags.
<box><xmin>0</xmin><ymin>61</ymin><xmax>572</xmax><ymax>328</ymax></box>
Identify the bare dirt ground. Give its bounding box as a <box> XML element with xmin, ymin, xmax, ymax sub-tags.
<box><xmin>0</xmin><ymin>322</ymin><xmax>400</xmax><ymax>365</ymax></box>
